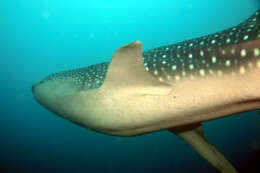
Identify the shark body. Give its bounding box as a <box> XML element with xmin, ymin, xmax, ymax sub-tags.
<box><xmin>33</xmin><ymin>9</ymin><xmax>260</xmax><ymax>136</ymax></box>
<box><xmin>32</xmin><ymin>10</ymin><xmax>260</xmax><ymax>173</ymax></box>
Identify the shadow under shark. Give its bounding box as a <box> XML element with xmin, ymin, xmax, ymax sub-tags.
<box><xmin>32</xmin><ymin>9</ymin><xmax>260</xmax><ymax>173</ymax></box>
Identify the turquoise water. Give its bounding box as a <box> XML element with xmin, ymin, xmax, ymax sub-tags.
<box><xmin>1</xmin><ymin>0</ymin><xmax>260</xmax><ymax>172</ymax></box>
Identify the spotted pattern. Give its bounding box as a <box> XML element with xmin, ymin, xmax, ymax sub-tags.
<box><xmin>143</xmin><ymin>9</ymin><xmax>260</xmax><ymax>81</ymax></box>
<box><xmin>42</xmin><ymin>9</ymin><xmax>260</xmax><ymax>89</ymax></box>
<box><xmin>41</xmin><ymin>62</ymin><xmax>109</xmax><ymax>90</ymax></box>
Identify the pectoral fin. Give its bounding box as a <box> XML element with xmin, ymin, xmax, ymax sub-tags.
<box><xmin>169</xmin><ymin>123</ymin><xmax>237</xmax><ymax>173</ymax></box>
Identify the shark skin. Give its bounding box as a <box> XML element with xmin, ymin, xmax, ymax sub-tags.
<box><xmin>32</xmin><ymin>10</ymin><xmax>260</xmax><ymax>173</ymax></box>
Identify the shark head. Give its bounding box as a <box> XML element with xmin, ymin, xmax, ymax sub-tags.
<box><xmin>32</xmin><ymin>62</ymin><xmax>109</xmax><ymax>110</ymax></box>
<box><xmin>32</xmin><ymin>62</ymin><xmax>117</xmax><ymax>133</ymax></box>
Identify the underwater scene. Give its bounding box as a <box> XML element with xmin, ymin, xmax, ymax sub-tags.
<box><xmin>1</xmin><ymin>0</ymin><xmax>260</xmax><ymax>173</ymax></box>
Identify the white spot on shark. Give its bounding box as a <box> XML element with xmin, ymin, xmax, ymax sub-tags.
<box><xmin>243</xmin><ymin>35</ymin><xmax>249</xmax><ymax>40</ymax></box>
<box><xmin>189</xmin><ymin>64</ymin><xmax>194</xmax><ymax>70</ymax></box>
<box><xmin>226</xmin><ymin>38</ymin><xmax>231</xmax><ymax>43</ymax></box>
<box><xmin>240</xmin><ymin>49</ymin><xmax>247</xmax><ymax>57</ymax></box>
<box><xmin>158</xmin><ymin>77</ymin><xmax>164</xmax><ymax>82</ymax></box>
<box><xmin>225</xmin><ymin>60</ymin><xmax>231</xmax><ymax>67</ymax></box>
<box><xmin>200</xmin><ymin>50</ymin><xmax>204</xmax><ymax>56</ymax></box>
<box><xmin>172</xmin><ymin>65</ymin><xmax>177</xmax><ymax>70</ymax></box>
<box><xmin>254</xmin><ymin>48</ymin><xmax>260</xmax><ymax>57</ymax></box>
<box><xmin>212</xmin><ymin>56</ymin><xmax>217</xmax><ymax>63</ymax></box>
<box><xmin>239</xmin><ymin>66</ymin><xmax>246</xmax><ymax>74</ymax></box>
<box><xmin>199</xmin><ymin>69</ymin><xmax>205</xmax><ymax>76</ymax></box>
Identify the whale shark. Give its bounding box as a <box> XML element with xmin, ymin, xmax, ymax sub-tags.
<box><xmin>32</xmin><ymin>9</ymin><xmax>260</xmax><ymax>173</ymax></box>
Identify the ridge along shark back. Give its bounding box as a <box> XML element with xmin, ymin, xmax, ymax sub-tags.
<box><xmin>32</xmin><ymin>9</ymin><xmax>260</xmax><ymax>173</ymax></box>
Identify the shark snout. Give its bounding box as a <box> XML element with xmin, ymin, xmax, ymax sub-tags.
<box><xmin>32</xmin><ymin>81</ymin><xmax>42</xmax><ymax>94</ymax></box>
<box><xmin>32</xmin><ymin>83</ymin><xmax>37</xmax><ymax>93</ymax></box>
<box><xmin>32</xmin><ymin>82</ymin><xmax>41</xmax><ymax>101</ymax></box>
<box><xmin>32</xmin><ymin>80</ymin><xmax>48</xmax><ymax>103</ymax></box>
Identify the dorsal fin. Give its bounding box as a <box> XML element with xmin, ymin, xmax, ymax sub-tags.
<box><xmin>101</xmin><ymin>40</ymin><xmax>172</xmax><ymax>95</ymax></box>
